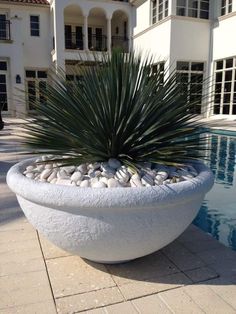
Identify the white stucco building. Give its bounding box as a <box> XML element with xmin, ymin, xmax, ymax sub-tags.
<box><xmin>0</xmin><ymin>0</ymin><xmax>236</xmax><ymax>118</ymax></box>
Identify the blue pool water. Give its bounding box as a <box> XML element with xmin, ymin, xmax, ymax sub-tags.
<box><xmin>193</xmin><ymin>131</ymin><xmax>236</xmax><ymax>251</ymax></box>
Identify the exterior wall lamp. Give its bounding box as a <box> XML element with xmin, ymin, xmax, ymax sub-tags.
<box><xmin>16</xmin><ymin>74</ymin><xmax>21</xmax><ymax>84</ymax></box>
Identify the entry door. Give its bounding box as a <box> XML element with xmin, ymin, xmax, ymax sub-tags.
<box><xmin>65</xmin><ymin>25</ymin><xmax>72</xmax><ymax>49</ymax></box>
<box><xmin>0</xmin><ymin>61</ymin><xmax>8</xmax><ymax>112</ymax></box>
<box><xmin>75</xmin><ymin>26</ymin><xmax>83</xmax><ymax>49</ymax></box>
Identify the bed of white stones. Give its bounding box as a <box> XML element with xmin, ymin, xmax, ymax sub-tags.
<box><xmin>23</xmin><ymin>157</ymin><xmax>198</xmax><ymax>188</ymax></box>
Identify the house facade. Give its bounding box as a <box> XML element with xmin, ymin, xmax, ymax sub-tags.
<box><xmin>0</xmin><ymin>0</ymin><xmax>236</xmax><ymax>118</ymax></box>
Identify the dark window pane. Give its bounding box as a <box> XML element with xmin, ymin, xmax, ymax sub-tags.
<box><xmin>216</xmin><ymin>60</ymin><xmax>223</xmax><ymax>70</ymax></box>
<box><xmin>200</xmin><ymin>10</ymin><xmax>209</xmax><ymax>19</ymax></box>
<box><xmin>37</xmin><ymin>71</ymin><xmax>47</xmax><ymax>78</ymax></box>
<box><xmin>200</xmin><ymin>2</ymin><xmax>209</xmax><ymax>10</ymax></box>
<box><xmin>214</xmin><ymin>94</ymin><xmax>221</xmax><ymax>103</ymax></box>
<box><xmin>214</xmin><ymin>105</ymin><xmax>220</xmax><ymax>114</ymax></box>
<box><xmin>233</xmin><ymin>105</ymin><xmax>236</xmax><ymax>115</ymax></box>
<box><xmin>177</xmin><ymin>0</ymin><xmax>186</xmax><ymax>6</ymax></box>
<box><xmin>191</xmin><ymin>62</ymin><xmax>204</xmax><ymax>71</ymax></box>
<box><xmin>0</xmin><ymin>61</ymin><xmax>7</xmax><ymax>71</ymax></box>
<box><xmin>215</xmin><ymin>83</ymin><xmax>222</xmax><ymax>93</ymax></box>
<box><xmin>26</xmin><ymin>70</ymin><xmax>36</xmax><ymax>78</ymax></box>
<box><xmin>66</xmin><ymin>75</ymin><xmax>74</xmax><ymax>81</ymax></box>
<box><xmin>225</xmin><ymin>70</ymin><xmax>232</xmax><ymax>81</ymax></box>
<box><xmin>191</xmin><ymin>73</ymin><xmax>203</xmax><ymax>83</ymax></box>
<box><xmin>223</xmin><ymin>93</ymin><xmax>231</xmax><ymax>103</ymax></box>
<box><xmin>177</xmin><ymin>61</ymin><xmax>189</xmax><ymax>71</ymax></box>
<box><xmin>30</xmin><ymin>16</ymin><xmax>39</xmax><ymax>23</ymax></box>
<box><xmin>189</xmin><ymin>9</ymin><xmax>198</xmax><ymax>17</ymax></box>
<box><xmin>0</xmin><ymin>75</ymin><xmax>6</xmax><ymax>83</ymax></box>
<box><xmin>224</xmin><ymin>82</ymin><xmax>231</xmax><ymax>92</ymax></box>
<box><xmin>176</xmin><ymin>7</ymin><xmax>186</xmax><ymax>16</ymax></box>
<box><xmin>216</xmin><ymin>72</ymin><xmax>222</xmax><ymax>82</ymax></box>
<box><xmin>0</xmin><ymin>84</ymin><xmax>6</xmax><ymax>93</ymax></box>
<box><xmin>226</xmin><ymin>58</ymin><xmax>233</xmax><ymax>68</ymax></box>
<box><xmin>31</xmin><ymin>29</ymin><xmax>39</xmax><ymax>36</ymax></box>
<box><xmin>189</xmin><ymin>0</ymin><xmax>198</xmax><ymax>9</ymax></box>
<box><xmin>223</xmin><ymin>105</ymin><xmax>230</xmax><ymax>114</ymax></box>
<box><xmin>221</xmin><ymin>7</ymin><xmax>226</xmax><ymax>15</ymax></box>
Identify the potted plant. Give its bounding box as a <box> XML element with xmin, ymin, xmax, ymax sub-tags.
<box><xmin>7</xmin><ymin>51</ymin><xmax>214</xmax><ymax>264</ymax></box>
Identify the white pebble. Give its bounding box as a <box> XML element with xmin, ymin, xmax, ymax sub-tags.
<box><xmin>26</xmin><ymin>165</ymin><xmax>34</xmax><ymax>172</ymax></box>
<box><xmin>92</xmin><ymin>181</ymin><xmax>107</xmax><ymax>188</ymax></box>
<box><xmin>26</xmin><ymin>173</ymin><xmax>35</xmax><ymax>179</ymax></box>
<box><xmin>77</xmin><ymin>164</ymin><xmax>87</xmax><ymax>174</ymax></box>
<box><xmin>156</xmin><ymin>171</ymin><xmax>168</xmax><ymax>180</ymax></box>
<box><xmin>47</xmin><ymin>171</ymin><xmax>57</xmax><ymax>182</ymax></box>
<box><xmin>50</xmin><ymin>178</ymin><xmax>57</xmax><ymax>184</ymax></box>
<box><xmin>45</xmin><ymin>164</ymin><xmax>53</xmax><ymax>170</ymax></box>
<box><xmin>107</xmin><ymin>178</ymin><xmax>120</xmax><ymax>188</ymax></box>
<box><xmin>88</xmin><ymin>162</ymin><xmax>101</xmax><ymax>170</ymax></box>
<box><xmin>115</xmin><ymin>166</ymin><xmax>130</xmax><ymax>183</ymax></box>
<box><xmin>71</xmin><ymin>171</ymin><xmax>83</xmax><ymax>182</ymax></box>
<box><xmin>57</xmin><ymin>170</ymin><xmax>70</xmax><ymax>179</ymax></box>
<box><xmin>80</xmin><ymin>180</ymin><xmax>90</xmax><ymax>187</ymax></box>
<box><xmin>40</xmin><ymin>169</ymin><xmax>52</xmax><ymax>180</ymax></box>
<box><xmin>130</xmin><ymin>177</ymin><xmax>143</xmax><ymax>187</ymax></box>
<box><xmin>100</xmin><ymin>177</ymin><xmax>108</xmax><ymax>185</ymax></box>
<box><xmin>141</xmin><ymin>174</ymin><xmax>154</xmax><ymax>186</ymax></box>
<box><xmin>56</xmin><ymin>179</ymin><xmax>72</xmax><ymax>186</ymax></box>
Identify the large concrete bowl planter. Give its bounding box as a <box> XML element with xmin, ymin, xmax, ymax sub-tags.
<box><xmin>7</xmin><ymin>158</ymin><xmax>214</xmax><ymax>264</ymax></box>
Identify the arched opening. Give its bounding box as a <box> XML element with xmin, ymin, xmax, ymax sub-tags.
<box><xmin>88</xmin><ymin>8</ymin><xmax>107</xmax><ymax>51</ymax></box>
<box><xmin>64</xmin><ymin>5</ymin><xmax>84</xmax><ymax>50</ymax></box>
<box><xmin>111</xmin><ymin>10</ymin><xmax>129</xmax><ymax>52</ymax></box>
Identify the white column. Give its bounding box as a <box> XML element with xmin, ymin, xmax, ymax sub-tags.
<box><xmin>83</xmin><ymin>15</ymin><xmax>88</xmax><ymax>51</ymax></box>
<box><xmin>53</xmin><ymin>4</ymin><xmax>65</xmax><ymax>71</ymax></box>
<box><xmin>107</xmin><ymin>17</ymin><xmax>112</xmax><ymax>54</ymax></box>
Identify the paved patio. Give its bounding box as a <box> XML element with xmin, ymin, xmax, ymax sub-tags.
<box><xmin>1</xmin><ymin>119</ymin><xmax>236</xmax><ymax>314</ymax></box>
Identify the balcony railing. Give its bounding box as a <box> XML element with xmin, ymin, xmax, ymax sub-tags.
<box><xmin>0</xmin><ymin>20</ymin><xmax>11</xmax><ymax>40</ymax></box>
<box><xmin>112</xmin><ymin>36</ymin><xmax>129</xmax><ymax>52</ymax></box>
<box><xmin>65</xmin><ymin>34</ymin><xmax>129</xmax><ymax>52</ymax></box>
<box><xmin>65</xmin><ymin>32</ymin><xmax>83</xmax><ymax>50</ymax></box>
<box><xmin>88</xmin><ymin>34</ymin><xmax>107</xmax><ymax>51</ymax></box>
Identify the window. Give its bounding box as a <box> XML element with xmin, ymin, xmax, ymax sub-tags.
<box><xmin>176</xmin><ymin>0</ymin><xmax>209</xmax><ymax>19</ymax></box>
<box><xmin>221</xmin><ymin>0</ymin><xmax>232</xmax><ymax>16</ymax></box>
<box><xmin>151</xmin><ymin>61</ymin><xmax>165</xmax><ymax>85</ymax></box>
<box><xmin>25</xmin><ymin>69</ymin><xmax>47</xmax><ymax>110</ymax></box>
<box><xmin>30</xmin><ymin>15</ymin><xmax>40</xmax><ymax>37</ymax></box>
<box><xmin>0</xmin><ymin>61</ymin><xmax>8</xmax><ymax>111</ymax></box>
<box><xmin>176</xmin><ymin>61</ymin><xmax>205</xmax><ymax>114</ymax></box>
<box><xmin>0</xmin><ymin>13</ymin><xmax>10</xmax><ymax>40</ymax></box>
<box><xmin>151</xmin><ymin>0</ymin><xmax>168</xmax><ymax>24</ymax></box>
<box><xmin>213</xmin><ymin>57</ymin><xmax>236</xmax><ymax>115</ymax></box>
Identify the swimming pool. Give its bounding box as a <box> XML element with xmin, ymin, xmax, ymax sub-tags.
<box><xmin>193</xmin><ymin>131</ymin><xmax>236</xmax><ymax>251</ymax></box>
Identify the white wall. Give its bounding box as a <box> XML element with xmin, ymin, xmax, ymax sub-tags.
<box><xmin>212</xmin><ymin>15</ymin><xmax>236</xmax><ymax>60</ymax></box>
<box><xmin>0</xmin><ymin>3</ymin><xmax>51</xmax><ymax>116</ymax></box>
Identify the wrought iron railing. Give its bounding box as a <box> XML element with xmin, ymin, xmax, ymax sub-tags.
<box><xmin>65</xmin><ymin>32</ymin><xmax>84</xmax><ymax>50</ymax></box>
<box><xmin>88</xmin><ymin>34</ymin><xmax>107</xmax><ymax>51</ymax></box>
<box><xmin>0</xmin><ymin>20</ymin><xmax>11</xmax><ymax>40</ymax></box>
<box><xmin>112</xmin><ymin>36</ymin><xmax>129</xmax><ymax>52</ymax></box>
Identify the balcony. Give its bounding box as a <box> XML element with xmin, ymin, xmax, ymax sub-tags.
<box><xmin>0</xmin><ymin>20</ymin><xmax>11</xmax><ymax>41</ymax></box>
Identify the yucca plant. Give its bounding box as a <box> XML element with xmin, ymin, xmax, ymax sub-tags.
<box><xmin>20</xmin><ymin>50</ymin><xmax>208</xmax><ymax>169</ymax></box>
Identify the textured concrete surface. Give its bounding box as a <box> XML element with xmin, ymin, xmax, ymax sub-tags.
<box><xmin>1</xmin><ymin>119</ymin><xmax>236</xmax><ymax>314</ymax></box>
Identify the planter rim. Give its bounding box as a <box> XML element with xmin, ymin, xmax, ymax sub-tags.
<box><xmin>7</xmin><ymin>157</ymin><xmax>214</xmax><ymax>211</ymax></box>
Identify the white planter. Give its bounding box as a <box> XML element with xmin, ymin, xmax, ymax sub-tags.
<box><xmin>7</xmin><ymin>158</ymin><xmax>214</xmax><ymax>264</ymax></box>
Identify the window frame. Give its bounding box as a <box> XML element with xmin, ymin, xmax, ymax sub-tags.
<box><xmin>176</xmin><ymin>60</ymin><xmax>205</xmax><ymax>114</ymax></box>
<box><xmin>176</xmin><ymin>0</ymin><xmax>209</xmax><ymax>20</ymax></box>
<box><xmin>151</xmin><ymin>0</ymin><xmax>169</xmax><ymax>25</ymax></box>
<box><xmin>0</xmin><ymin>60</ymin><xmax>9</xmax><ymax>112</ymax></box>
<box><xmin>213</xmin><ymin>57</ymin><xmax>236</xmax><ymax>115</ymax></box>
<box><xmin>25</xmin><ymin>69</ymin><xmax>48</xmax><ymax>111</ymax></box>
<box><xmin>220</xmin><ymin>0</ymin><xmax>232</xmax><ymax>16</ymax></box>
<box><xmin>30</xmin><ymin>15</ymin><xmax>40</xmax><ymax>37</ymax></box>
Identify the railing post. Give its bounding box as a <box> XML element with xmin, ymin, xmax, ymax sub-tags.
<box><xmin>83</xmin><ymin>15</ymin><xmax>88</xmax><ymax>51</ymax></box>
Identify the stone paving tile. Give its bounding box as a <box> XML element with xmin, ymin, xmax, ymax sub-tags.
<box><xmin>195</xmin><ymin>246</ymin><xmax>236</xmax><ymax>265</ymax></box>
<box><xmin>0</xmin><ymin>217</ymin><xmax>29</xmax><ymax>231</ymax></box>
<box><xmin>104</xmin><ymin>301</ymin><xmax>138</xmax><ymax>314</ymax></box>
<box><xmin>205</xmin><ymin>277</ymin><xmax>236</xmax><ymax>310</ymax></box>
<box><xmin>184</xmin><ymin>266</ymin><xmax>219</xmax><ymax>283</ymax></box>
<box><xmin>0</xmin><ymin>227</ymin><xmax>38</xmax><ymax>243</ymax></box>
<box><xmin>183</xmin><ymin>284</ymin><xmax>236</xmax><ymax>314</ymax></box>
<box><xmin>181</xmin><ymin>237</ymin><xmax>224</xmax><ymax>253</ymax></box>
<box><xmin>107</xmin><ymin>251</ymin><xmax>178</xmax><ymax>286</ymax></box>
<box><xmin>132</xmin><ymin>294</ymin><xmax>172</xmax><ymax>314</ymax></box>
<box><xmin>161</xmin><ymin>241</ymin><xmax>205</xmax><ymax>271</ymax></box>
<box><xmin>39</xmin><ymin>234</ymin><xmax>71</xmax><ymax>259</ymax></box>
<box><xmin>0</xmin><ymin>301</ymin><xmax>57</xmax><ymax>314</ymax></box>
<box><xmin>0</xmin><ymin>238</ymin><xmax>41</xmax><ymax>255</ymax></box>
<box><xmin>208</xmin><ymin>258</ymin><xmax>236</xmax><ymax>282</ymax></box>
<box><xmin>118</xmin><ymin>272</ymin><xmax>191</xmax><ymax>300</ymax></box>
<box><xmin>56</xmin><ymin>287</ymin><xmax>124</xmax><ymax>314</ymax></box>
<box><xmin>46</xmin><ymin>256</ymin><xmax>116</xmax><ymax>298</ymax></box>
<box><xmin>0</xmin><ymin>271</ymin><xmax>53</xmax><ymax>309</ymax></box>
<box><xmin>159</xmin><ymin>287</ymin><xmax>205</xmax><ymax>313</ymax></box>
